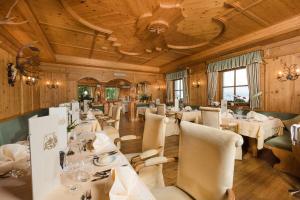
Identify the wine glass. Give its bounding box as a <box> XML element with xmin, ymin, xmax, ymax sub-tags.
<box><xmin>61</xmin><ymin>161</ymin><xmax>79</xmax><ymax>191</ymax></box>
<box><xmin>77</xmin><ymin>158</ymin><xmax>93</xmax><ymax>182</ymax></box>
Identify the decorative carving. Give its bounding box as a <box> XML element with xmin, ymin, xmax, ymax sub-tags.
<box><xmin>43</xmin><ymin>132</ymin><xmax>58</xmax><ymax>150</ymax></box>
<box><xmin>7</xmin><ymin>63</ymin><xmax>17</xmax><ymax>87</ymax></box>
<box><xmin>0</xmin><ymin>0</ymin><xmax>28</xmax><ymax>25</ymax></box>
<box><xmin>60</xmin><ymin>0</ymin><xmax>227</xmax><ymax>56</ymax></box>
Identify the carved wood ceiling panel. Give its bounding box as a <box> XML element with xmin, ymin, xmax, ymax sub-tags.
<box><xmin>1</xmin><ymin>0</ymin><xmax>300</xmax><ymax>70</ymax></box>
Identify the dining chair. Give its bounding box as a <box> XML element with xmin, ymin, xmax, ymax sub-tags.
<box><xmin>135</xmin><ymin>121</ymin><xmax>243</xmax><ymax>200</ymax></box>
<box><xmin>103</xmin><ymin>105</ymin><xmax>122</xmax><ymax>141</ymax></box>
<box><xmin>114</xmin><ymin>113</ymin><xmax>168</xmax><ymax>189</ymax></box>
<box><xmin>200</xmin><ymin>106</ymin><xmax>222</xmax><ymax>129</ymax></box>
<box><xmin>157</xmin><ymin>104</ymin><xmax>166</xmax><ymax>116</ymax></box>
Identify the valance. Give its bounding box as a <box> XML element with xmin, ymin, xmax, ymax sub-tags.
<box><xmin>166</xmin><ymin>69</ymin><xmax>188</xmax><ymax>81</ymax></box>
<box><xmin>207</xmin><ymin>51</ymin><xmax>262</xmax><ymax>73</ymax></box>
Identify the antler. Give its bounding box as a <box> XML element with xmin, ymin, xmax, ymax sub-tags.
<box><xmin>0</xmin><ymin>0</ymin><xmax>28</xmax><ymax>25</ymax></box>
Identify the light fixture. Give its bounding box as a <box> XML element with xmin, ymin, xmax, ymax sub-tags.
<box><xmin>192</xmin><ymin>81</ymin><xmax>201</xmax><ymax>88</ymax></box>
<box><xmin>25</xmin><ymin>75</ymin><xmax>38</xmax><ymax>86</ymax></box>
<box><xmin>277</xmin><ymin>61</ymin><xmax>300</xmax><ymax>81</ymax></box>
<box><xmin>46</xmin><ymin>80</ymin><xmax>60</xmax><ymax>89</ymax></box>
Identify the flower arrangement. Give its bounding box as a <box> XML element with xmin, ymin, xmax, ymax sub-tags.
<box><xmin>67</xmin><ymin>120</ymin><xmax>78</xmax><ymax>133</ymax></box>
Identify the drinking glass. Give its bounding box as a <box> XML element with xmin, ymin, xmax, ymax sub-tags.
<box><xmin>61</xmin><ymin>161</ymin><xmax>79</xmax><ymax>191</ymax></box>
<box><xmin>77</xmin><ymin>158</ymin><xmax>93</xmax><ymax>182</ymax></box>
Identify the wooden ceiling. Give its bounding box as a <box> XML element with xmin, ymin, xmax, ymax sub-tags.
<box><xmin>1</xmin><ymin>0</ymin><xmax>300</xmax><ymax>73</ymax></box>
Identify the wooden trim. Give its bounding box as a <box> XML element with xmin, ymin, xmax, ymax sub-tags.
<box><xmin>17</xmin><ymin>0</ymin><xmax>55</xmax><ymax>62</ymax></box>
<box><xmin>226</xmin><ymin>1</ymin><xmax>269</xmax><ymax>27</ymax></box>
<box><xmin>60</xmin><ymin>0</ymin><xmax>112</xmax><ymax>34</ymax></box>
<box><xmin>161</xmin><ymin>15</ymin><xmax>300</xmax><ymax>72</ymax></box>
<box><xmin>0</xmin><ymin>108</ymin><xmax>44</xmax><ymax>123</ymax></box>
<box><xmin>89</xmin><ymin>31</ymin><xmax>98</xmax><ymax>58</ymax></box>
<box><xmin>55</xmin><ymin>54</ymin><xmax>160</xmax><ymax>73</ymax></box>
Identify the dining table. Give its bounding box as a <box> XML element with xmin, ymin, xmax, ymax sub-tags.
<box><xmin>0</xmin><ymin>115</ymin><xmax>153</xmax><ymax>200</ymax></box>
<box><xmin>221</xmin><ymin>115</ymin><xmax>284</xmax><ymax>156</ymax></box>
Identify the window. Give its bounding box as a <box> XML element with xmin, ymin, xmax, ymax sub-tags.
<box><xmin>222</xmin><ymin>68</ymin><xmax>249</xmax><ymax>103</ymax></box>
<box><xmin>174</xmin><ymin>79</ymin><xmax>184</xmax><ymax>100</ymax></box>
<box><xmin>105</xmin><ymin>87</ymin><xmax>119</xmax><ymax>100</ymax></box>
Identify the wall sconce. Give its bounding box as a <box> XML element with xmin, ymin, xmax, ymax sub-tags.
<box><xmin>46</xmin><ymin>80</ymin><xmax>60</xmax><ymax>89</ymax></box>
<box><xmin>192</xmin><ymin>81</ymin><xmax>201</xmax><ymax>88</ymax></box>
<box><xmin>24</xmin><ymin>75</ymin><xmax>39</xmax><ymax>86</ymax></box>
<box><xmin>277</xmin><ymin>61</ymin><xmax>300</xmax><ymax>81</ymax></box>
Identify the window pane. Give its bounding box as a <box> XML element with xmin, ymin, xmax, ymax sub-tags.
<box><xmin>236</xmin><ymin>68</ymin><xmax>248</xmax><ymax>86</ymax></box>
<box><xmin>180</xmin><ymin>91</ymin><xmax>184</xmax><ymax>99</ymax></box>
<box><xmin>223</xmin><ymin>87</ymin><xmax>234</xmax><ymax>101</ymax></box>
<box><xmin>236</xmin><ymin>86</ymin><xmax>249</xmax><ymax>102</ymax></box>
<box><xmin>223</xmin><ymin>71</ymin><xmax>234</xmax><ymax>87</ymax></box>
<box><xmin>180</xmin><ymin>79</ymin><xmax>183</xmax><ymax>90</ymax></box>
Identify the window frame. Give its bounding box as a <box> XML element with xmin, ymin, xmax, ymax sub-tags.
<box><xmin>173</xmin><ymin>79</ymin><xmax>184</xmax><ymax>101</ymax></box>
<box><xmin>220</xmin><ymin>67</ymin><xmax>249</xmax><ymax>104</ymax></box>
<box><xmin>105</xmin><ymin>87</ymin><xmax>118</xmax><ymax>101</ymax></box>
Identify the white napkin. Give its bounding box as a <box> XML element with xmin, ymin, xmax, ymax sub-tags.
<box><xmin>183</xmin><ymin>106</ymin><xmax>192</xmax><ymax>112</ymax></box>
<box><xmin>93</xmin><ymin>132</ymin><xmax>115</xmax><ymax>153</ymax></box>
<box><xmin>0</xmin><ymin>144</ymin><xmax>29</xmax><ymax>174</ymax></box>
<box><xmin>247</xmin><ymin>111</ymin><xmax>269</xmax><ymax>121</ymax></box>
<box><xmin>291</xmin><ymin>124</ymin><xmax>300</xmax><ymax>145</ymax></box>
<box><xmin>109</xmin><ymin>166</ymin><xmax>156</xmax><ymax>200</ymax></box>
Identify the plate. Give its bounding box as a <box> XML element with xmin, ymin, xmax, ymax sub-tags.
<box><xmin>93</xmin><ymin>155</ymin><xmax>117</xmax><ymax>166</ymax></box>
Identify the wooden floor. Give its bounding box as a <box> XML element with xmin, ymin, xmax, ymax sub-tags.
<box><xmin>118</xmin><ymin>114</ymin><xmax>300</xmax><ymax>200</ymax></box>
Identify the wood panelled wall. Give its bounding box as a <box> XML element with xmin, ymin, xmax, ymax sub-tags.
<box><xmin>189</xmin><ymin>63</ymin><xmax>208</xmax><ymax>106</ymax></box>
<box><xmin>187</xmin><ymin>36</ymin><xmax>300</xmax><ymax>114</ymax></box>
<box><xmin>264</xmin><ymin>38</ymin><xmax>300</xmax><ymax>113</ymax></box>
<box><xmin>39</xmin><ymin>64</ymin><xmax>165</xmax><ymax>106</ymax></box>
<box><xmin>0</xmin><ymin>48</ymin><xmax>40</xmax><ymax>120</ymax></box>
<box><xmin>0</xmin><ymin>48</ymin><xmax>165</xmax><ymax>121</ymax></box>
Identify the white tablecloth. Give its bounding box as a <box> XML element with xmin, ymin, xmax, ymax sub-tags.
<box><xmin>223</xmin><ymin>117</ymin><xmax>284</xmax><ymax>149</ymax></box>
<box><xmin>74</xmin><ymin>119</ymin><xmax>102</xmax><ymax>133</ymax></box>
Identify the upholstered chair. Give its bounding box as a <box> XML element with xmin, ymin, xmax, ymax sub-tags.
<box><xmin>98</xmin><ymin>103</ymin><xmax>114</xmax><ymax>121</ymax></box>
<box><xmin>103</xmin><ymin>105</ymin><xmax>122</xmax><ymax>141</ymax></box>
<box><xmin>135</xmin><ymin>121</ymin><xmax>243</xmax><ymax>200</ymax></box>
<box><xmin>114</xmin><ymin>113</ymin><xmax>168</xmax><ymax>188</ymax></box>
<box><xmin>157</xmin><ymin>104</ymin><xmax>166</xmax><ymax>116</ymax></box>
<box><xmin>180</xmin><ymin>111</ymin><xmax>202</xmax><ymax>123</ymax></box>
<box><xmin>200</xmin><ymin>106</ymin><xmax>222</xmax><ymax>129</ymax></box>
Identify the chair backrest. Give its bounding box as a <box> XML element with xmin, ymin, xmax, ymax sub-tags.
<box><xmin>156</xmin><ymin>104</ymin><xmax>166</xmax><ymax>116</ymax></box>
<box><xmin>142</xmin><ymin>113</ymin><xmax>168</xmax><ymax>155</ymax></box>
<box><xmin>181</xmin><ymin>111</ymin><xmax>201</xmax><ymax>123</ymax></box>
<box><xmin>108</xmin><ymin>103</ymin><xmax>114</xmax><ymax>117</ymax></box>
<box><xmin>200</xmin><ymin>106</ymin><xmax>221</xmax><ymax>129</ymax></box>
<box><xmin>111</xmin><ymin>105</ymin><xmax>122</xmax><ymax>130</ymax></box>
<box><xmin>178</xmin><ymin>121</ymin><xmax>243</xmax><ymax>200</ymax></box>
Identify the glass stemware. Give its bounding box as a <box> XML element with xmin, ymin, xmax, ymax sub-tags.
<box><xmin>61</xmin><ymin>161</ymin><xmax>79</xmax><ymax>191</ymax></box>
<box><xmin>77</xmin><ymin>158</ymin><xmax>93</xmax><ymax>182</ymax></box>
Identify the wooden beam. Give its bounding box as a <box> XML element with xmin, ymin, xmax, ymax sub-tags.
<box><xmin>55</xmin><ymin>54</ymin><xmax>160</xmax><ymax>73</ymax></box>
<box><xmin>228</xmin><ymin>1</ymin><xmax>270</xmax><ymax>27</ymax></box>
<box><xmin>16</xmin><ymin>0</ymin><xmax>55</xmax><ymax>61</ymax></box>
<box><xmin>160</xmin><ymin>15</ymin><xmax>300</xmax><ymax>72</ymax></box>
<box><xmin>0</xmin><ymin>26</ymin><xmax>23</xmax><ymax>50</ymax></box>
<box><xmin>89</xmin><ymin>31</ymin><xmax>98</xmax><ymax>58</ymax></box>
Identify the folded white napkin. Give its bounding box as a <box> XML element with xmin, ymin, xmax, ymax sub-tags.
<box><xmin>247</xmin><ymin>111</ymin><xmax>268</xmax><ymax>121</ymax></box>
<box><xmin>93</xmin><ymin>132</ymin><xmax>115</xmax><ymax>153</ymax></box>
<box><xmin>109</xmin><ymin>166</ymin><xmax>156</xmax><ymax>200</ymax></box>
<box><xmin>291</xmin><ymin>124</ymin><xmax>300</xmax><ymax>145</ymax></box>
<box><xmin>183</xmin><ymin>106</ymin><xmax>192</xmax><ymax>112</ymax></box>
<box><xmin>0</xmin><ymin>144</ymin><xmax>29</xmax><ymax>174</ymax></box>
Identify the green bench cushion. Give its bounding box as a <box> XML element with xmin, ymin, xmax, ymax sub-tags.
<box><xmin>0</xmin><ymin>109</ymin><xmax>49</xmax><ymax>145</ymax></box>
<box><xmin>265</xmin><ymin>131</ymin><xmax>292</xmax><ymax>151</ymax></box>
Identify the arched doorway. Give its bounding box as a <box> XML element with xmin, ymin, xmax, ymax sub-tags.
<box><xmin>77</xmin><ymin>77</ymin><xmax>102</xmax><ymax>103</ymax></box>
